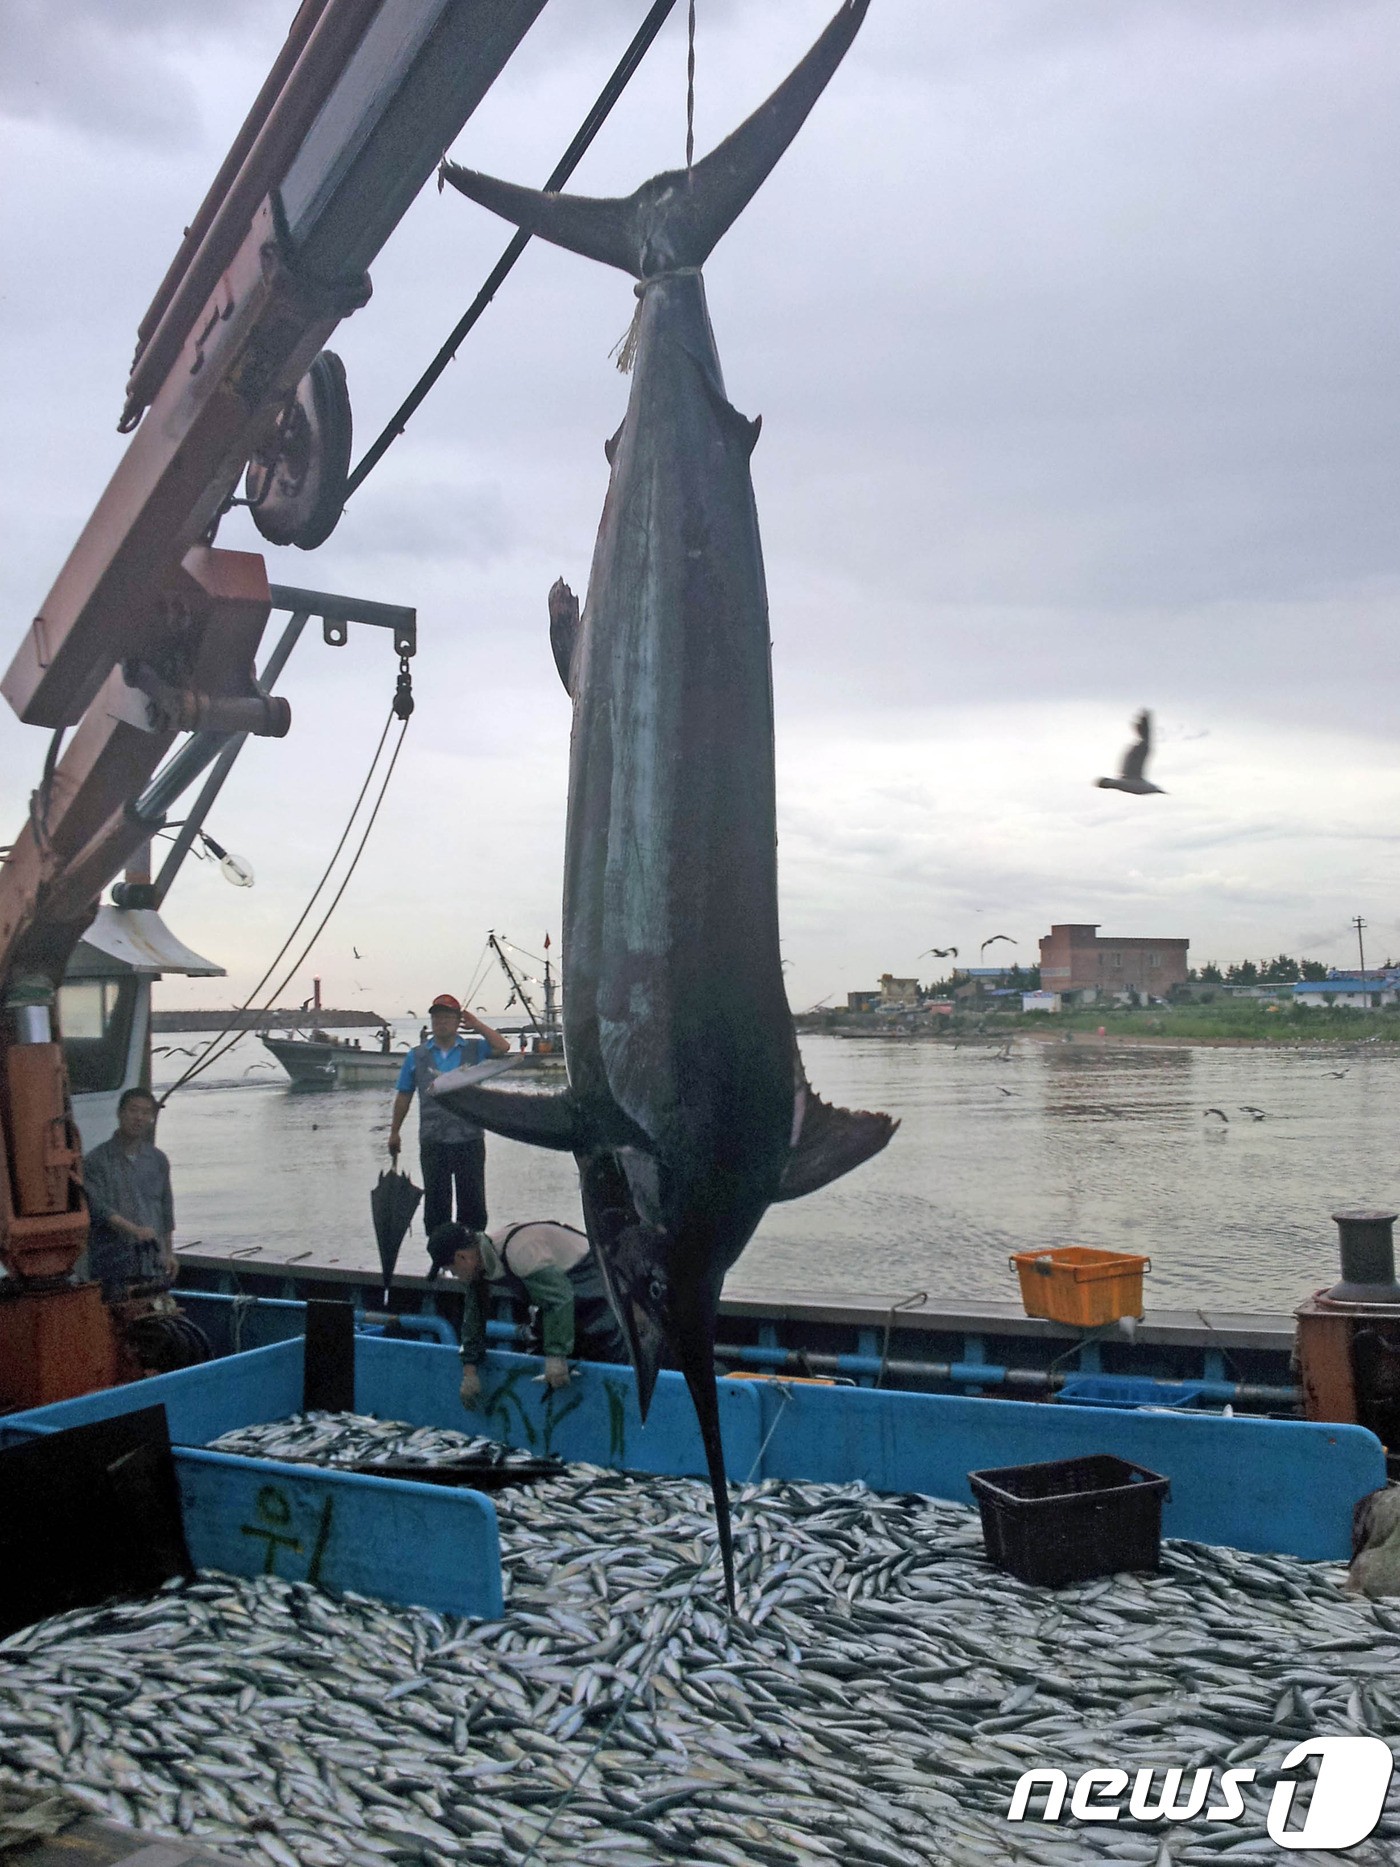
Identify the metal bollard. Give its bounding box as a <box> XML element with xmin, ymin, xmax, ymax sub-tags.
<box><xmin>1328</xmin><ymin>1209</ymin><xmax>1400</xmax><ymax>1304</ymax></box>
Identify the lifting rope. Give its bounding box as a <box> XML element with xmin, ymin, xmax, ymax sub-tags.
<box><xmin>343</xmin><ymin>0</ymin><xmax>681</xmax><ymax>503</ymax></box>
<box><xmin>686</xmin><ymin>0</ymin><xmax>697</xmax><ymax>172</ymax></box>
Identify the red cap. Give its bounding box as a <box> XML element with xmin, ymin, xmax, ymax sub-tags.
<box><xmin>429</xmin><ymin>993</ymin><xmax>461</xmax><ymax>1014</ymax></box>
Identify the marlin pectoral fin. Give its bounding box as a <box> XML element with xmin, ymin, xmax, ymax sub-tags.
<box><xmin>431</xmin><ymin>1072</ymin><xmax>583</xmax><ymax>1151</ymax></box>
<box><xmin>441</xmin><ymin>1</ymin><xmax>869</xmax><ymax>278</ymax></box>
<box><xmin>548</xmin><ymin>578</ymin><xmax>580</xmax><ymax>696</ymax></box>
<box><xmin>777</xmin><ymin>1088</ymin><xmax>898</xmax><ymax>1201</ymax></box>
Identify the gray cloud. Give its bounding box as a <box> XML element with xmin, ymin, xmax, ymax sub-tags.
<box><xmin>3</xmin><ymin>0</ymin><xmax>1399</xmax><ymax>1003</ymax></box>
<box><xmin>0</xmin><ymin>0</ymin><xmax>286</xmax><ymax>144</ymax></box>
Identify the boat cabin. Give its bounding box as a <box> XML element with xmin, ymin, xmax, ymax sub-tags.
<box><xmin>61</xmin><ymin>906</ymin><xmax>223</xmax><ymax>1152</ymax></box>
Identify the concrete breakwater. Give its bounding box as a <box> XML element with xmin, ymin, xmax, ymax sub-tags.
<box><xmin>153</xmin><ymin>1010</ymin><xmax>389</xmax><ymax>1033</ymax></box>
<box><xmin>1</xmin><ymin>1410</ymin><xmax>1397</xmax><ymax>1865</ymax></box>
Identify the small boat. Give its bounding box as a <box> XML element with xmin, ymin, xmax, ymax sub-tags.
<box><xmin>260</xmin><ymin>1030</ymin><xmax>406</xmax><ymax>1086</ymax></box>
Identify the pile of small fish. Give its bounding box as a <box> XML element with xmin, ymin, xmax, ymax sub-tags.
<box><xmin>209</xmin><ymin>1414</ymin><xmax>548</xmax><ymax>1476</ymax></box>
<box><xmin>1</xmin><ymin>1411</ymin><xmax>1397</xmax><ymax>1867</ymax></box>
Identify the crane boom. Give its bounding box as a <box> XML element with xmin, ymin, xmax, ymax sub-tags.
<box><xmin>0</xmin><ymin>0</ymin><xmax>549</xmax><ymax>1391</ymax></box>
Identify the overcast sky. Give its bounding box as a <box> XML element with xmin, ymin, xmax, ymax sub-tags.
<box><xmin>2</xmin><ymin>0</ymin><xmax>1397</xmax><ymax>1015</ymax></box>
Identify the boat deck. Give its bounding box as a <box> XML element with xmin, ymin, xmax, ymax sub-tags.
<box><xmin>173</xmin><ymin>1251</ymin><xmax>1300</xmax><ymax>1410</ymax></box>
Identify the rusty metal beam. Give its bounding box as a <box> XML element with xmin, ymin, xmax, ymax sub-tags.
<box><xmin>2</xmin><ymin>203</ymin><xmax>355</xmax><ymax>730</ymax></box>
<box><xmin>127</xmin><ymin>0</ymin><xmax>334</xmax><ymax>390</ymax></box>
<box><xmin>0</xmin><ymin>550</ymin><xmax>271</xmax><ymax>980</ymax></box>
<box><xmin>121</xmin><ymin>0</ymin><xmax>383</xmax><ymax>430</ymax></box>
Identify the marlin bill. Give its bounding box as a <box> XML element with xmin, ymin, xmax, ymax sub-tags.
<box><xmin>435</xmin><ymin>0</ymin><xmax>893</xmax><ymax>1605</ymax></box>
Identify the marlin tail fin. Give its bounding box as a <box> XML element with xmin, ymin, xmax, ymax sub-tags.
<box><xmin>441</xmin><ymin>0</ymin><xmax>869</xmax><ymax>278</ymax></box>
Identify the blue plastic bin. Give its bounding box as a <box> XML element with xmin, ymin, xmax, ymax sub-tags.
<box><xmin>1055</xmin><ymin>1375</ymin><xmax>1207</xmax><ymax>1411</ymax></box>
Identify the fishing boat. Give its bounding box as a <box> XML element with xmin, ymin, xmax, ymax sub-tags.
<box><xmin>259</xmin><ymin>1028</ymin><xmax>405</xmax><ymax>1086</ymax></box>
<box><xmin>173</xmin><ymin>1246</ymin><xmax>1303</xmax><ymax>1413</ymax></box>
<box><xmin>3</xmin><ymin>1328</ymin><xmax>1395</xmax><ymax>1865</ymax></box>
<box><xmin>484</xmin><ymin>930</ymin><xmax>566</xmax><ymax>1070</ymax></box>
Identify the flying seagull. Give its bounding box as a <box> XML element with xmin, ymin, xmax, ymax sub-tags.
<box><xmin>1327</xmin><ymin>1069</ymin><xmax>1349</xmax><ymax>1079</ymax></box>
<box><xmin>996</xmin><ymin>1086</ymin><xmax>1016</xmax><ymax>1097</ymax></box>
<box><xmin>980</xmin><ymin>935</ymin><xmax>1016</xmax><ymax>956</ymax></box>
<box><xmin>1204</xmin><ymin>1108</ymin><xmax>1229</xmax><ymax>1122</ymax></box>
<box><xmin>920</xmin><ymin>946</ymin><xmax>958</xmax><ymax>960</ymax></box>
<box><xmin>1240</xmin><ymin>1106</ymin><xmax>1267</xmax><ymax>1121</ymax></box>
<box><xmin>353</xmin><ymin>946</ymin><xmax>363</xmax><ymax>960</ymax></box>
<box><xmin>1096</xmin><ymin>710</ymin><xmax>1165</xmax><ymax>795</ymax></box>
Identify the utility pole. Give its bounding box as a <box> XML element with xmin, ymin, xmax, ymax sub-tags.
<box><xmin>1353</xmin><ymin>915</ymin><xmax>1368</xmax><ymax>1002</ymax></box>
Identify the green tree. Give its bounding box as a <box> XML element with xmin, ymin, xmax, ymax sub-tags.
<box><xmin>1301</xmin><ymin>960</ymin><xmax>1328</xmax><ymax>982</ymax></box>
<box><xmin>1198</xmin><ymin>961</ymin><xmax>1224</xmax><ymax>984</ymax></box>
<box><xmin>1226</xmin><ymin>960</ymin><xmax>1259</xmax><ymax>985</ymax></box>
<box><xmin>1258</xmin><ymin>955</ymin><xmax>1301</xmax><ymax>983</ymax></box>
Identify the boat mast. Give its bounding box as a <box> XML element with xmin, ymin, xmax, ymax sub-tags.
<box><xmin>486</xmin><ymin>931</ymin><xmax>543</xmax><ymax>1039</ymax></box>
<box><xmin>542</xmin><ymin>933</ymin><xmax>559</xmax><ymax>1043</ymax></box>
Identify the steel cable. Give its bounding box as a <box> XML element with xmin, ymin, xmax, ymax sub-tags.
<box><xmin>344</xmin><ymin>0</ymin><xmax>680</xmax><ymax>502</ymax></box>
<box><xmin>160</xmin><ymin>701</ymin><xmax>404</xmax><ymax>1101</ymax></box>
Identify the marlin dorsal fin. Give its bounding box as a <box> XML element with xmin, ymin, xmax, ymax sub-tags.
<box><xmin>441</xmin><ymin>1</ymin><xmax>869</xmax><ymax>279</ymax></box>
<box><xmin>548</xmin><ymin>578</ymin><xmax>580</xmax><ymax>697</ymax></box>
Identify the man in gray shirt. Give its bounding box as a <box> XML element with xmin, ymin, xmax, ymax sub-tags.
<box><xmin>82</xmin><ymin>1087</ymin><xmax>175</xmax><ymax>1302</ymax></box>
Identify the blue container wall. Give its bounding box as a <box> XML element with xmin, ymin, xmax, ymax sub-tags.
<box><xmin>747</xmin><ymin>1381</ymin><xmax>1382</xmax><ymax>1561</ymax></box>
<box><xmin>11</xmin><ymin>1328</ymin><xmax>1385</xmax><ymax>1566</ymax></box>
<box><xmin>177</xmin><ymin>1449</ymin><xmax>502</xmax><ymax>1619</ymax></box>
<box><xmin>357</xmin><ymin>1339</ymin><xmax>765</xmax><ymax>1481</ymax></box>
<box><xmin>6</xmin><ymin>1339</ymin><xmax>304</xmax><ymax>1444</ymax></box>
<box><xmin>358</xmin><ymin>1345</ymin><xmax>1380</xmax><ymax>1561</ymax></box>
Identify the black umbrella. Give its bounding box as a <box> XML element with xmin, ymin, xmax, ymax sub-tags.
<box><xmin>370</xmin><ymin>1168</ymin><xmax>423</xmax><ymax>1306</ymax></box>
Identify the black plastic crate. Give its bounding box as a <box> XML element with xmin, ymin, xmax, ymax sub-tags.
<box><xmin>968</xmin><ymin>1452</ymin><xmax>1170</xmax><ymax>1587</ymax></box>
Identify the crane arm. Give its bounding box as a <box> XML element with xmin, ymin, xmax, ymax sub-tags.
<box><xmin>0</xmin><ymin>0</ymin><xmax>548</xmax><ymax>1296</ymax></box>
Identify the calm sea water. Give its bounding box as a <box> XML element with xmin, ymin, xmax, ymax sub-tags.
<box><xmin>152</xmin><ymin>1026</ymin><xmax>1400</xmax><ymax>1313</ymax></box>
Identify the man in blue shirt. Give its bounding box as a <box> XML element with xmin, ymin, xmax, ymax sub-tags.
<box><xmin>388</xmin><ymin>993</ymin><xmax>510</xmax><ymax>1234</ymax></box>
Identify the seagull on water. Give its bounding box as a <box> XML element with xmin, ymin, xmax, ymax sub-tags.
<box><xmin>1096</xmin><ymin>710</ymin><xmax>1165</xmax><ymax>795</ymax></box>
<box><xmin>1240</xmin><ymin>1106</ymin><xmax>1267</xmax><ymax>1121</ymax></box>
<box><xmin>1204</xmin><ymin>1108</ymin><xmax>1229</xmax><ymax>1122</ymax></box>
<box><xmin>1327</xmin><ymin>1068</ymin><xmax>1349</xmax><ymax>1079</ymax></box>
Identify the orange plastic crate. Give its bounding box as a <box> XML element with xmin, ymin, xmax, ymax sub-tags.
<box><xmin>1010</xmin><ymin>1246</ymin><xmax>1150</xmax><ymax>1328</ymax></box>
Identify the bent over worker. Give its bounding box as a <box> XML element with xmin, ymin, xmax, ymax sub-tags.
<box><xmin>426</xmin><ymin>1220</ymin><xmax>627</xmax><ymax>1407</ymax></box>
<box><xmin>387</xmin><ymin>994</ymin><xmax>509</xmax><ymax>1234</ymax></box>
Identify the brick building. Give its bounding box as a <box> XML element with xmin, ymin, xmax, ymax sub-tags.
<box><xmin>1038</xmin><ymin>924</ymin><xmax>1188</xmax><ymax>1001</ymax></box>
<box><xmin>879</xmin><ymin>974</ymin><xmax>921</xmax><ymax>1007</ymax></box>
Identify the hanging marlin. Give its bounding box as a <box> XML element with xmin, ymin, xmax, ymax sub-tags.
<box><xmin>434</xmin><ymin>0</ymin><xmax>892</xmax><ymax>1606</ymax></box>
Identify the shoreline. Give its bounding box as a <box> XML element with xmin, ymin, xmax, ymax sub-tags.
<box><xmin>815</xmin><ymin>1025</ymin><xmax>1386</xmax><ymax>1053</ymax></box>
